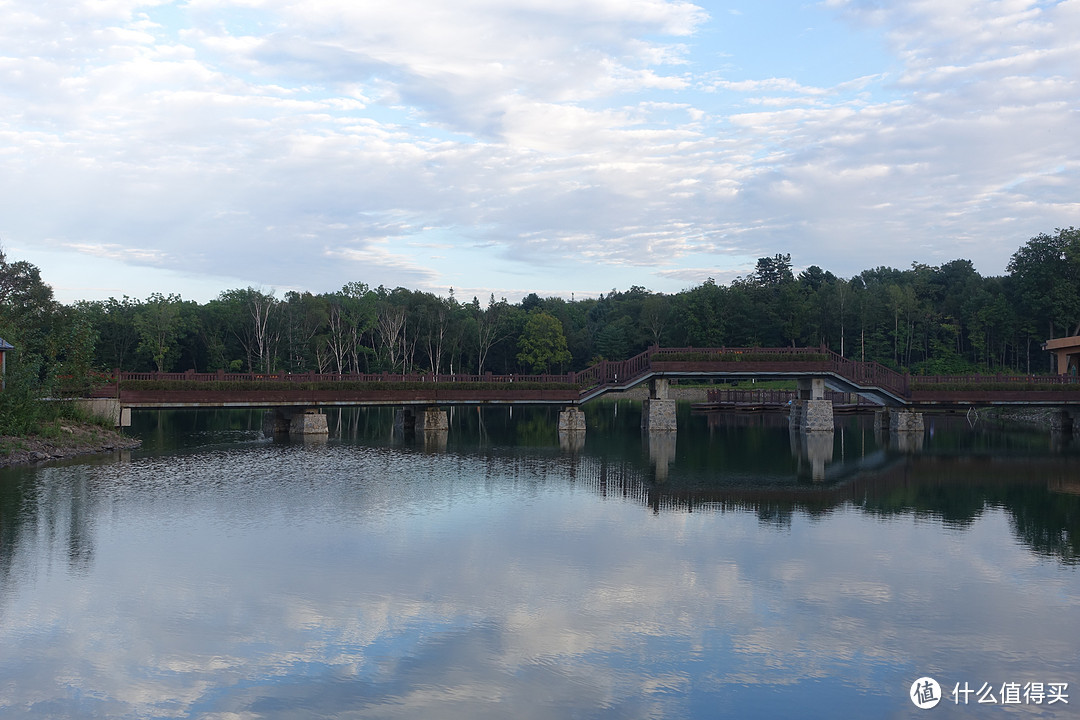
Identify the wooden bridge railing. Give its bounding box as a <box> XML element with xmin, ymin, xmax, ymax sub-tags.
<box><xmin>89</xmin><ymin>347</ymin><xmax>912</xmax><ymax>400</ymax></box>
<box><xmin>92</xmin><ymin>347</ymin><xmax>1080</xmax><ymax>402</ymax></box>
<box><xmin>912</xmin><ymin>374</ymin><xmax>1080</xmax><ymax>387</ymax></box>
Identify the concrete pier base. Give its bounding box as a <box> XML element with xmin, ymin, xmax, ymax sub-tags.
<box><xmin>788</xmin><ymin>377</ymin><xmax>834</xmax><ymax>433</ymax></box>
<box><xmin>393</xmin><ymin>406</ymin><xmax>448</xmax><ymax>440</ymax></box>
<box><xmin>557</xmin><ymin>407</ymin><xmax>587</xmax><ymax>432</ymax></box>
<box><xmin>263</xmin><ymin>410</ymin><xmax>289</xmax><ymax>436</ymax></box>
<box><xmin>73</xmin><ymin>398</ymin><xmax>131</xmax><ymax>427</ymax></box>
<box><xmin>641</xmin><ymin>378</ymin><xmax>677</xmax><ymax>432</ymax></box>
<box><xmin>789</xmin><ymin>399</ymin><xmax>834</xmax><ymax>433</ymax></box>
<box><xmin>393</xmin><ymin>408</ymin><xmax>413</xmax><ymax>438</ymax></box>
<box><xmin>290</xmin><ymin>410</ymin><xmax>329</xmax><ymax>435</ymax></box>
<box><xmin>874</xmin><ymin>409</ymin><xmax>925</xmax><ymax>452</ymax></box>
<box><xmin>642</xmin><ymin>399</ymin><xmax>677</xmax><ymax>431</ymax></box>
<box><xmin>1051</xmin><ymin>410</ymin><xmax>1074</xmax><ymax>434</ymax></box>
<box><xmin>416</xmin><ymin>407</ymin><xmax>448</xmax><ymax>432</ymax></box>
<box><xmin>263</xmin><ymin>408</ymin><xmax>329</xmax><ymax>436</ymax></box>
<box><xmin>874</xmin><ymin>409</ymin><xmax>925</xmax><ymax>434</ymax></box>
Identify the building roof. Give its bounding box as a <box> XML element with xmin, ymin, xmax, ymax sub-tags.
<box><xmin>1044</xmin><ymin>336</ymin><xmax>1080</xmax><ymax>352</ymax></box>
<box><xmin>0</xmin><ymin>337</ymin><xmax>11</xmax><ymax>350</ymax></box>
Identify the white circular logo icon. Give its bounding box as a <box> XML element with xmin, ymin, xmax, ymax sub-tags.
<box><xmin>910</xmin><ymin>677</ymin><xmax>942</xmax><ymax>709</ymax></box>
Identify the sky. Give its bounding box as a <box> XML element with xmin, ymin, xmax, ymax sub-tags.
<box><xmin>1</xmin><ymin>0</ymin><xmax>1078</xmax><ymax>305</ymax></box>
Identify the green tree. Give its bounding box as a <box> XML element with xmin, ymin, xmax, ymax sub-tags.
<box><xmin>134</xmin><ymin>293</ymin><xmax>189</xmax><ymax>372</ymax></box>
<box><xmin>1007</xmin><ymin>228</ymin><xmax>1080</xmax><ymax>340</ymax></box>
<box><xmin>0</xmin><ymin>245</ymin><xmax>58</xmax><ymax>365</ymax></box>
<box><xmin>752</xmin><ymin>253</ymin><xmax>794</xmax><ymax>286</ymax></box>
<box><xmin>281</xmin><ymin>291</ymin><xmax>329</xmax><ymax>372</ymax></box>
<box><xmin>472</xmin><ymin>294</ymin><xmax>512</xmax><ymax>374</ymax></box>
<box><xmin>516</xmin><ymin>311</ymin><xmax>572</xmax><ymax>373</ymax></box>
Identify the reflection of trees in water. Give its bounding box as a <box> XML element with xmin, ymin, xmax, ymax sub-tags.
<box><xmin>1003</xmin><ymin>485</ymin><xmax>1079</xmax><ymax>564</ymax></box>
<box><xmin>573</xmin><ymin>453</ymin><xmax>1080</xmax><ymax>565</ymax></box>
<box><xmin>0</xmin><ymin>470</ymin><xmax>31</xmax><ymax>594</ymax></box>
<box><xmin>514</xmin><ymin>414</ymin><xmax>559</xmax><ymax>447</ymax></box>
<box><xmin>854</xmin><ymin>476</ymin><xmax>987</xmax><ymax>528</ymax></box>
<box><xmin>0</xmin><ymin>466</ymin><xmax>99</xmax><ymax>601</ymax></box>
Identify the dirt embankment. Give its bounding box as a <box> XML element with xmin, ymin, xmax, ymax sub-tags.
<box><xmin>0</xmin><ymin>423</ymin><xmax>141</xmax><ymax>467</ymax></box>
<box><xmin>982</xmin><ymin>407</ymin><xmax>1067</xmax><ymax>427</ymax></box>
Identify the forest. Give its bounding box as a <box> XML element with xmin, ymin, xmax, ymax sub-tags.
<box><xmin>1</xmin><ymin>228</ymin><xmax>1079</xmax><ymax>405</ymax></box>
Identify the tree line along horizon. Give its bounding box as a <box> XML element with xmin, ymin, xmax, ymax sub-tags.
<box><xmin>1</xmin><ymin>228</ymin><xmax>1079</xmax><ymax>395</ymax></box>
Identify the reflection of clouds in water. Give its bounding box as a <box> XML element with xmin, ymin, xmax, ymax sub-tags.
<box><xmin>1</xmin><ymin>447</ymin><xmax>1079</xmax><ymax>718</ymax></box>
<box><xmin>225</xmin><ymin>622</ymin><xmax>656</xmax><ymax>720</ymax></box>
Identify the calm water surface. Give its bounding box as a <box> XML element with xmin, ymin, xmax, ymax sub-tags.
<box><xmin>1</xmin><ymin>403</ymin><xmax>1079</xmax><ymax>719</ymax></box>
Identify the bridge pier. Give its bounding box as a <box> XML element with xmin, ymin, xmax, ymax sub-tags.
<box><xmin>394</xmin><ymin>406</ymin><xmax>448</xmax><ymax>439</ymax></box>
<box><xmin>74</xmin><ymin>398</ymin><xmax>131</xmax><ymax>428</ymax></box>
<box><xmin>874</xmin><ymin>409</ymin><xmax>925</xmax><ymax>452</ymax></box>
<box><xmin>1050</xmin><ymin>409</ymin><xmax>1074</xmax><ymax>434</ymax></box>
<box><xmin>558</xmin><ymin>407</ymin><xmax>587</xmax><ymax>432</ymax></box>
<box><xmin>416</xmin><ymin>406</ymin><xmax>448</xmax><ymax>432</ymax></box>
<box><xmin>789</xmin><ymin>378</ymin><xmax>834</xmax><ymax>432</ymax></box>
<box><xmin>641</xmin><ymin>378</ymin><xmax>677</xmax><ymax>432</ymax></box>
<box><xmin>874</xmin><ymin>408</ymin><xmax>925</xmax><ymax>434</ymax></box>
<box><xmin>263</xmin><ymin>408</ymin><xmax>329</xmax><ymax>436</ymax></box>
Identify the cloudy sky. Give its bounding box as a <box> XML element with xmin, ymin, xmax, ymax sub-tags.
<box><xmin>1</xmin><ymin>0</ymin><xmax>1078</xmax><ymax>304</ymax></box>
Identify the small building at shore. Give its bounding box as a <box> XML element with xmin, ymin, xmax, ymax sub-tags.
<box><xmin>1044</xmin><ymin>336</ymin><xmax>1080</xmax><ymax>376</ymax></box>
<box><xmin>0</xmin><ymin>337</ymin><xmax>11</xmax><ymax>389</ymax></box>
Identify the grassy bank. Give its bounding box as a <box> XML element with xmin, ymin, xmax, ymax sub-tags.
<box><xmin>0</xmin><ymin>419</ymin><xmax>141</xmax><ymax>467</ymax></box>
<box><xmin>0</xmin><ymin>363</ymin><xmax>141</xmax><ymax>465</ymax></box>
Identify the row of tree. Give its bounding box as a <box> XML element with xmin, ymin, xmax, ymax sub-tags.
<box><xmin>1</xmin><ymin>229</ymin><xmax>1079</xmax><ymax>395</ymax></box>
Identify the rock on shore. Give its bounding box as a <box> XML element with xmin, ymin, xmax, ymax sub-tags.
<box><xmin>0</xmin><ymin>423</ymin><xmax>141</xmax><ymax>467</ymax></box>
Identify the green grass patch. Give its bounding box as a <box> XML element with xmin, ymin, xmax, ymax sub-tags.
<box><xmin>911</xmin><ymin>381</ymin><xmax>1080</xmax><ymax>392</ymax></box>
<box><xmin>654</xmin><ymin>352</ymin><xmax>830</xmax><ymax>363</ymax></box>
<box><xmin>112</xmin><ymin>379</ymin><xmax>581</xmax><ymax>392</ymax></box>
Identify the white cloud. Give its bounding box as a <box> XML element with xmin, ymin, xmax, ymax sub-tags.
<box><xmin>1</xmin><ymin>0</ymin><xmax>1079</xmax><ymax>303</ymax></box>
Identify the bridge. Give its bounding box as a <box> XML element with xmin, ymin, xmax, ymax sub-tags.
<box><xmin>81</xmin><ymin>346</ymin><xmax>1080</xmax><ymax>435</ymax></box>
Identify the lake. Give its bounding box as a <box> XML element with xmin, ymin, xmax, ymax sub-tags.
<box><xmin>1</xmin><ymin>402</ymin><xmax>1078</xmax><ymax>718</ymax></box>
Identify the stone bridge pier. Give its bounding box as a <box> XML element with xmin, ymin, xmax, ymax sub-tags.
<box><xmin>394</xmin><ymin>406</ymin><xmax>449</xmax><ymax>439</ymax></box>
<box><xmin>641</xmin><ymin>378</ymin><xmax>677</xmax><ymax>432</ymax></box>
<box><xmin>263</xmin><ymin>408</ymin><xmax>329</xmax><ymax>436</ymax></box>
<box><xmin>558</xmin><ymin>407</ymin><xmax>587</xmax><ymax>433</ymax></box>
<box><xmin>1050</xmin><ymin>409</ymin><xmax>1076</xmax><ymax>434</ymax></box>
<box><xmin>874</xmin><ymin>409</ymin><xmax>925</xmax><ymax>452</ymax></box>
<box><xmin>789</xmin><ymin>378</ymin><xmax>834</xmax><ymax>432</ymax></box>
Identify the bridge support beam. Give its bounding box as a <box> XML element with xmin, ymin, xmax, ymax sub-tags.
<box><xmin>642</xmin><ymin>378</ymin><xmax>677</xmax><ymax>432</ymax></box>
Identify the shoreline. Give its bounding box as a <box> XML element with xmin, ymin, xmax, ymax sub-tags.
<box><xmin>0</xmin><ymin>422</ymin><xmax>141</xmax><ymax>468</ymax></box>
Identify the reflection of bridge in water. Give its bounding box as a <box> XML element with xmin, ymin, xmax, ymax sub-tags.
<box><xmin>561</xmin><ymin>447</ymin><xmax>1080</xmax><ymax>546</ymax></box>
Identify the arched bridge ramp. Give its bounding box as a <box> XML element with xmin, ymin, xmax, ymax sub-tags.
<box><xmin>574</xmin><ymin>347</ymin><xmax>909</xmax><ymax>406</ymax></box>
